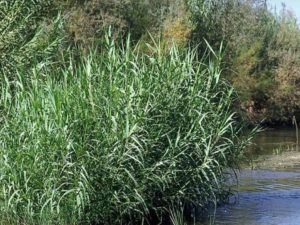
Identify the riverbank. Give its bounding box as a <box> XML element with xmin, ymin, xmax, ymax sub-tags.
<box><xmin>2</xmin><ymin>1</ymin><xmax>300</xmax><ymax>224</ymax></box>
<box><xmin>200</xmin><ymin>128</ymin><xmax>300</xmax><ymax>225</ymax></box>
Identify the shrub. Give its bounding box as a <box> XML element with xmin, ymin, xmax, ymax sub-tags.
<box><xmin>64</xmin><ymin>0</ymin><xmax>172</xmax><ymax>49</ymax></box>
<box><xmin>186</xmin><ymin>0</ymin><xmax>300</xmax><ymax>123</ymax></box>
<box><xmin>162</xmin><ymin>1</ymin><xmax>193</xmax><ymax>49</ymax></box>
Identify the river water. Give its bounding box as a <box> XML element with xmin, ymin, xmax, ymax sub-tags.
<box><xmin>201</xmin><ymin>127</ymin><xmax>300</xmax><ymax>225</ymax></box>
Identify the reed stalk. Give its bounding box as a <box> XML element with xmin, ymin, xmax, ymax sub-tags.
<box><xmin>292</xmin><ymin>116</ymin><xmax>299</xmax><ymax>151</ymax></box>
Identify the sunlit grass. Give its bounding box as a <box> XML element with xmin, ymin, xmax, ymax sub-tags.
<box><xmin>0</xmin><ymin>36</ymin><xmax>254</xmax><ymax>224</ymax></box>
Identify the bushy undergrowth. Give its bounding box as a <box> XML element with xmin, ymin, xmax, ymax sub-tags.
<box><xmin>62</xmin><ymin>0</ymin><xmax>173</xmax><ymax>48</ymax></box>
<box><xmin>0</xmin><ymin>36</ymin><xmax>253</xmax><ymax>224</ymax></box>
<box><xmin>187</xmin><ymin>0</ymin><xmax>300</xmax><ymax>123</ymax></box>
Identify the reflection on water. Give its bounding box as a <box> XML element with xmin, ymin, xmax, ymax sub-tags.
<box><xmin>201</xmin><ymin>127</ymin><xmax>300</xmax><ymax>225</ymax></box>
<box><xmin>249</xmin><ymin>127</ymin><xmax>297</xmax><ymax>155</ymax></box>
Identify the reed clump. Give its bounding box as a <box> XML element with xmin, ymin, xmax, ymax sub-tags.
<box><xmin>0</xmin><ymin>36</ymin><xmax>253</xmax><ymax>224</ymax></box>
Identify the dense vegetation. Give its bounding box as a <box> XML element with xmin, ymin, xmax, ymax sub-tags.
<box><xmin>187</xmin><ymin>0</ymin><xmax>300</xmax><ymax>124</ymax></box>
<box><xmin>0</xmin><ymin>37</ymin><xmax>253</xmax><ymax>224</ymax></box>
<box><xmin>52</xmin><ymin>0</ymin><xmax>300</xmax><ymax>124</ymax></box>
<box><xmin>1</xmin><ymin>0</ymin><xmax>298</xmax><ymax>224</ymax></box>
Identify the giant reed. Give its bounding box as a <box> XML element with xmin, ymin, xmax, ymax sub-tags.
<box><xmin>0</xmin><ymin>37</ymin><xmax>254</xmax><ymax>224</ymax></box>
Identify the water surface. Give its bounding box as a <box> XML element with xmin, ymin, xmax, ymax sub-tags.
<box><xmin>201</xmin><ymin>127</ymin><xmax>300</xmax><ymax>225</ymax></box>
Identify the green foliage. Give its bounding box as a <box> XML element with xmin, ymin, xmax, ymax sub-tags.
<box><xmin>8</xmin><ymin>0</ymin><xmax>299</xmax><ymax>123</ymax></box>
<box><xmin>63</xmin><ymin>0</ymin><xmax>172</xmax><ymax>49</ymax></box>
<box><xmin>0</xmin><ymin>36</ymin><xmax>252</xmax><ymax>224</ymax></box>
<box><xmin>266</xmin><ymin>13</ymin><xmax>300</xmax><ymax>120</ymax></box>
<box><xmin>0</xmin><ymin>0</ymin><xmax>63</xmax><ymax>79</ymax></box>
<box><xmin>187</xmin><ymin>0</ymin><xmax>300</xmax><ymax>123</ymax></box>
<box><xmin>0</xmin><ymin>1</ymin><xmax>260</xmax><ymax>224</ymax></box>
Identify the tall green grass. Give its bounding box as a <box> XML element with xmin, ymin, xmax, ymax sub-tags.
<box><xmin>0</xmin><ymin>36</ymin><xmax>254</xmax><ymax>224</ymax></box>
<box><xmin>0</xmin><ymin>0</ymin><xmax>63</xmax><ymax>80</ymax></box>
